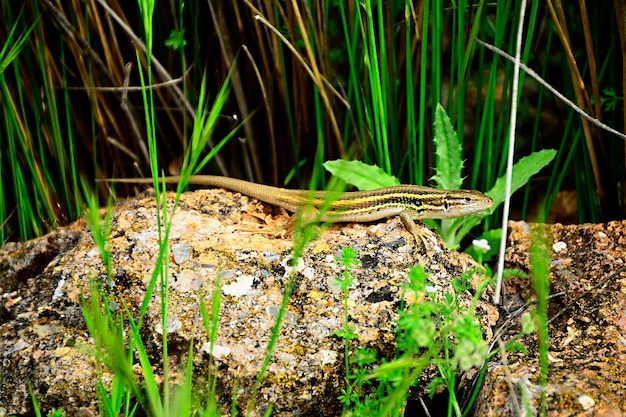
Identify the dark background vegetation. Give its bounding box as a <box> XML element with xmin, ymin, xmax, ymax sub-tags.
<box><xmin>0</xmin><ymin>0</ymin><xmax>624</xmax><ymax>243</ymax></box>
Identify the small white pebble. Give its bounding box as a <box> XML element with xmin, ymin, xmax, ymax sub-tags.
<box><xmin>283</xmin><ymin>256</ymin><xmax>305</xmax><ymax>275</ymax></box>
<box><xmin>171</xmin><ymin>243</ymin><xmax>190</xmax><ymax>263</ymax></box>
<box><xmin>220</xmin><ymin>269</ymin><xmax>237</xmax><ymax>280</ymax></box>
<box><xmin>397</xmin><ymin>244</ymin><xmax>413</xmax><ymax>253</ymax></box>
<box><xmin>238</xmin><ymin>251</ymin><xmax>257</xmax><ymax>261</ymax></box>
<box><xmin>318</xmin><ymin>349</ymin><xmax>338</xmax><ymax>366</ymax></box>
<box><xmin>513</xmin><ymin>221</ymin><xmax>531</xmax><ymax>235</ymax></box>
<box><xmin>52</xmin><ymin>278</ymin><xmax>66</xmax><ymax>301</ymax></box>
<box><xmin>552</xmin><ymin>241</ymin><xmax>567</xmax><ymax>252</ymax></box>
<box><xmin>155</xmin><ymin>316</ymin><xmax>182</xmax><ymax>335</ymax></box>
<box><xmin>12</xmin><ymin>340</ymin><xmax>29</xmax><ymax>352</ymax></box>
<box><xmin>301</xmin><ymin>267</ymin><xmax>316</xmax><ymax>279</ymax></box>
<box><xmin>597</xmin><ymin>231</ymin><xmax>607</xmax><ymax>238</ymax></box>
<box><xmin>265</xmin><ymin>307</ymin><xmax>299</xmax><ymax>324</ymax></box>
<box><xmin>222</xmin><ymin>275</ymin><xmax>254</xmax><ymax>297</ymax></box>
<box><xmin>201</xmin><ymin>342</ymin><xmax>231</xmax><ymax>359</ymax></box>
<box><xmin>327</xmin><ymin>276</ymin><xmax>342</xmax><ymax>294</ymax></box>
<box><xmin>261</xmin><ymin>251</ymin><xmax>280</xmax><ymax>262</ymax></box>
<box><xmin>577</xmin><ymin>394</ymin><xmax>595</xmax><ymax>410</ymax></box>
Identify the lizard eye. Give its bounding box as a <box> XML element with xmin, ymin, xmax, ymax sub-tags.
<box><xmin>465</xmin><ymin>196</ymin><xmax>472</xmax><ymax>202</ymax></box>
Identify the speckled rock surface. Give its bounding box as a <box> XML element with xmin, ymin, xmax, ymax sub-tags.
<box><xmin>474</xmin><ymin>221</ymin><xmax>626</xmax><ymax>417</ymax></box>
<box><xmin>0</xmin><ymin>189</ymin><xmax>496</xmax><ymax>416</ymax></box>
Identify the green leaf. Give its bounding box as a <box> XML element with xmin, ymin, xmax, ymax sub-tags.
<box><xmin>165</xmin><ymin>29</ymin><xmax>187</xmax><ymax>50</ymax></box>
<box><xmin>431</xmin><ymin>104</ymin><xmax>463</xmax><ymax>190</ymax></box>
<box><xmin>323</xmin><ymin>160</ymin><xmax>400</xmax><ymax>190</ymax></box>
<box><xmin>0</xmin><ymin>10</ymin><xmax>38</xmax><ymax>75</ymax></box>
<box><xmin>449</xmin><ymin>149</ymin><xmax>556</xmax><ymax>248</ymax></box>
<box><xmin>485</xmin><ymin>149</ymin><xmax>557</xmax><ymax>209</ymax></box>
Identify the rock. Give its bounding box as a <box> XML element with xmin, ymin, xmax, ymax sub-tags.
<box><xmin>0</xmin><ymin>188</ymin><xmax>496</xmax><ymax>416</ymax></box>
<box><xmin>474</xmin><ymin>221</ymin><xmax>626</xmax><ymax>416</ymax></box>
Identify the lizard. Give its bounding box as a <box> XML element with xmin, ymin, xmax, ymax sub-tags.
<box><xmin>106</xmin><ymin>175</ymin><xmax>493</xmax><ymax>244</ymax></box>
